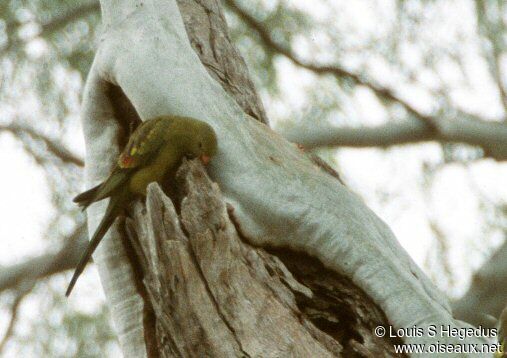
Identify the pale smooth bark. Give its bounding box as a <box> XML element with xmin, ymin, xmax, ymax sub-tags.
<box><xmin>281</xmin><ymin>116</ymin><xmax>507</xmax><ymax>161</ymax></box>
<box><xmin>78</xmin><ymin>0</ymin><xmax>491</xmax><ymax>356</ymax></box>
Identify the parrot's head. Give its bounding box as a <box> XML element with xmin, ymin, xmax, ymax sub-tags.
<box><xmin>186</xmin><ymin>120</ymin><xmax>218</xmax><ymax>165</ymax></box>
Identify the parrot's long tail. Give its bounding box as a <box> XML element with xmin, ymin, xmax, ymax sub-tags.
<box><xmin>66</xmin><ymin>194</ymin><xmax>125</xmax><ymax>296</ymax></box>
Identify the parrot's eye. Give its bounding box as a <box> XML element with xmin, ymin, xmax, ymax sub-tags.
<box><xmin>198</xmin><ymin>142</ymin><xmax>203</xmax><ymax>149</ymax></box>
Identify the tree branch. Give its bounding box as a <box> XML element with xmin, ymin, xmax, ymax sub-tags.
<box><xmin>0</xmin><ymin>123</ymin><xmax>84</xmax><ymax>166</ymax></box>
<box><xmin>224</xmin><ymin>0</ymin><xmax>439</xmax><ymax>131</ymax></box>
<box><xmin>0</xmin><ymin>225</ymin><xmax>87</xmax><ymax>293</ymax></box>
<box><xmin>41</xmin><ymin>2</ymin><xmax>101</xmax><ymax>36</ymax></box>
<box><xmin>1</xmin><ymin>2</ymin><xmax>100</xmax><ymax>54</ymax></box>
<box><xmin>227</xmin><ymin>0</ymin><xmax>507</xmax><ymax>161</ymax></box>
<box><xmin>0</xmin><ymin>286</ymin><xmax>32</xmax><ymax>354</ymax></box>
<box><xmin>474</xmin><ymin>0</ymin><xmax>507</xmax><ymax>114</ymax></box>
<box><xmin>281</xmin><ymin>115</ymin><xmax>507</xmax><ymax>161</ymax></box>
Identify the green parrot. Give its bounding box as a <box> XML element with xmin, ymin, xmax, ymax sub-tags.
<box><xmin>66</xmin><ymin>115</ymin><xmax>217</xmax><ymax>296</ymax></box>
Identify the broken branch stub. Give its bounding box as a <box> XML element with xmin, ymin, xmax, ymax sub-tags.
<box><xmin>126</xmin><ymin>159</ymin><xmax>404</xmax><ymax>357</ymax></box>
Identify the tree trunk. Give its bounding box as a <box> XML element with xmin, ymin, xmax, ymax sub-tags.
<box><xmin>78</xmin><ymin>0</ymin><xmax>492</xmax><ymax>356</ymax></box>
<box><xmin>125</xmin><ymin>159</ymin><xmax>403</xmax><ymax>356</ymax></box>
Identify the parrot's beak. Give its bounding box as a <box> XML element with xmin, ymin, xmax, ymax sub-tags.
<box><xmin>200</xmin><ymin>155</ymin><xmax>211</xmax><ymax>165</ymax></box>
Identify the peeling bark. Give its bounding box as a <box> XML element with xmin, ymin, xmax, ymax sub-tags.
<box><xmin>176</xmin><ymin>0</ymin><xmax>268</xmax><ymax>125</ymax></box>
<box><xmin>125</xmin><ymin>159</ymin><xmax>404</xmax><ymax>357</ymax></box>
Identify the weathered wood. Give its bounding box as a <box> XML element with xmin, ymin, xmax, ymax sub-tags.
<box><xmin>125</xmin><ymin>159</ymin><xmax>404</xmax><ymax>357</ymax></box>
<box><xmin>176</xmin><ymin>0</ymin><xmax>268</xmax><ymax>125</ymax></box>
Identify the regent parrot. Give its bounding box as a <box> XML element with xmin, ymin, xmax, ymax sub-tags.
<box><xmin>66</xmin><ymin>115</ymin><xmax>218</xmax><ymax>296</ymax></box>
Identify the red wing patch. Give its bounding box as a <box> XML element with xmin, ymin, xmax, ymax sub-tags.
<box><xmin>119</xmin><ymin>153</ymin><xmax>135</xmax><ymax>168</ymax></box>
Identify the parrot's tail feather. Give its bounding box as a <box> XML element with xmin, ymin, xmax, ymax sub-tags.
<box><xmin>66</xmin><ymin>196</ymin><xmax>123</xmax><ymax>296</ymax></box>
<box><xmin>73</xmin><ymin>184</ymin><xmax>101</xmax><ymax>209</ymax></box>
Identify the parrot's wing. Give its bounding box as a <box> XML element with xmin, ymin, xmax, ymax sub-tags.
<box><xmin>73</xmin><ymin>118</ymin><xmax>171</xmax><ymax>209</ymax></box>
<box><xmin>118</xmin><ymin>117</ymin><xmax>170</xmax><ymax>169</ymax></box>
<box><xmin>73</xmin><ymin>168</ymin><xmax>132</xmax><ymax>210</ymax></box>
